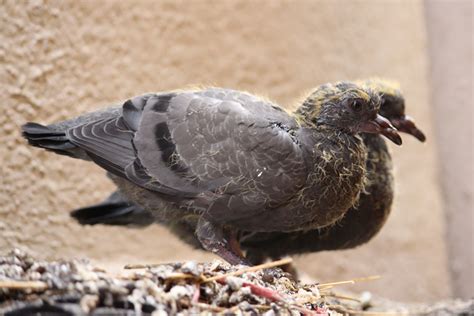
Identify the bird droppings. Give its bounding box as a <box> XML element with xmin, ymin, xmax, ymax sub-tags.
<box><xmin>1</xmin><ymin>249</ymin><xmax>473</xmax><ymax>315</ymax></box>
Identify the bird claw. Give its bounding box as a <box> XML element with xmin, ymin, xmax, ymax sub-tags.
<box><xmin>196</xmin><ymin>218</ymin><xmax>250</xmax><ymax>266</ymax></box>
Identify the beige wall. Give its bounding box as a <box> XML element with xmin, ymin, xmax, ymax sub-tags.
<box><xmin>1</xmin><ymin>0</ymin><xmax>453</xmax><ymax>301</ymax></box>
<box><xmin>425</xmin><ymin>0</ymin><xmax>473</xmax><ymax>299</ymax></box>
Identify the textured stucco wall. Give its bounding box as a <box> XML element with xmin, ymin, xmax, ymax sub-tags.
<box><xmin>1</xmin><ymin>0</ymin><xmax>451</xmax><ymax>301</ymax></box>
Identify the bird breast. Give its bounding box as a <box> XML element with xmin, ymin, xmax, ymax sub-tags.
<box><xmin>298</xmin><ymin>133</ymin><xmax>368</xmax><ymax>229</ymax></box>
<box><xmin>230</xmin><ymin>129</ymin><xmax>368</xmax><ymax>233</ymax></box>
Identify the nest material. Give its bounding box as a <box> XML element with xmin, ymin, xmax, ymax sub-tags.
<box><xmin>0</xmin><ymin>249</ymin><xmax>472</xmax><ymax>315</ymax></box>
<box><xmin>0</xmin><ymin>249</ymin><xmax>330</xmax><ymax>315</ymax></box>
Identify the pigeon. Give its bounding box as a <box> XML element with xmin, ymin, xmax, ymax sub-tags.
<box><xmin>73</xmin><ymin>79</ymin><xmax>425</xmax><ymax>266</ymax></box>
<box><xmin>69</xmin><ymin>80</ymin><xmax>425</xmax><ymax>258</ymax></box>
<box><xmin>240</xmin><ymin>79</ymin><xmax>426</xmax><ymax>264</ymax></box>
<box><xmin>22</xmin><ymin>81</ymin><xmax>401</xmax><ymax>265</ymax></box>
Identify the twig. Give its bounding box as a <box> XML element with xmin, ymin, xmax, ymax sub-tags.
<box><xmin>318</xmin><ymin>280</ymin><xmax>355</xmax><ymax>287</ymax></box>
<box><xmin>322</xmin><ymin>293</ymin><xmax>361</xmax><ymax>303</ymax></box>
<box><xmin>328</xmin><ymin>304</ymin><xmax>407</xmax><ymax>315</ymax></box>
<box><xmin>318</xmin><ymin>275</ymin><xmax>381</xmax><ymax>288</ymax></box>
<box><xmin>124</xmin><ymin>261</ymin><xmax>193</xmax><ymax>269</ymax></box>
<box><xmin>164</xmin><ymin>272</ymin><xmax>202</xmax><ymax>281</ymax></box>
<box><xmin>202</xmin><ymin>257</ymin><xmax>292</xmax><ymax>283</ymax></box>
<box><xmin>124</xmin><ymin>263</ymin><xmax>152</xmax><ymax>269</ymax></box>
<box><xmin>0</xmin><ymin>280</ymin><xmax>48</xmax><ymax>291</ymax></box>
<box><xmin>124</xmin><ymin>262</ymin><xmax>175</xmax><ymax>269</ymax></box>
<box><xmin>317</xmin><ymin>285</ymin><xmax>334</xmax><ymax>292</ymax></box>
<box><xmin>351</xmin><ymin>275</ymin><xmax>381</xmax><ymax>283</ymax></box>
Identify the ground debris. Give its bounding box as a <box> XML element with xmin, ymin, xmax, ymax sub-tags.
<box><xmin>0</xmin><ymin>249</ymin><xmax>472</xmax><ymax>315</ymax></box>
<box><xmin>0</xmin><ymin>249</ymin><xmax>327</xmax><ymax>315</ymax></box>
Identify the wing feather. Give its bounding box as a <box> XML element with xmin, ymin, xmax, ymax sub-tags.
<box><xmin>64</xmin><ymin>89</ymin><xmax>307</xmax><ymax>216</ymax></box>
<box><xmin>138</xmin><ymin>88</ymin><xmax>308</xmax><ymax>221</ymax></box>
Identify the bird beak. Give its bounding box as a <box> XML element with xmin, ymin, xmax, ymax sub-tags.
<box><xmin>360</xmin><ymin>114</ymin><xmax>403</xmax><ymax>145</ymax></box>
<box><xmin>390</xmin><ymin>115</ymin><xmax>426</xmax><ymax>142</ymax></box>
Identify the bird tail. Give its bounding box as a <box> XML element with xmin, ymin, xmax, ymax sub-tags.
<box><xmin>70</xmin><ymin>191</ymin><xmax>154</xmax><ymax>227</ymax></box>
<box><xmin>22</xmin><ymin>107</ymin><xmax>122</xmax><ymax>160</ymax></box>
<box><xmin>21</xmin><ymin>122</ymin><xmax>79</xmax><ymax>158</ymax></box>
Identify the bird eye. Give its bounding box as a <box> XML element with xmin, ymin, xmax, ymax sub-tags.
<box><xmin>350</xmin><ymin>100</ymin><xmax>363</xmax><ymax>112</ymax></box>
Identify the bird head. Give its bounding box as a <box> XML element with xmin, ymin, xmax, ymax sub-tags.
<box><xmin>358</xmin><ymin>78</ymin><xmax>426</xmax><ymax>142</ymax></box>
<box><xmin>297</xmin><ymin>81</ymin><xmax>402</xmax><ymax>145</ymax></box>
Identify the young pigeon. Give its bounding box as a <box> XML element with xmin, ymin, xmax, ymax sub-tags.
<box><xmin>66</xmin><ymin>80</ymin><xmax>425</xmax><ymax>268</ymax></box>
<box><xmin>78</xmin><ymin>80</ymin><xmax>425</xmax><ymax>265</ymax></box>
<box><xmin>240</xmin><ymin>79</ymin><xmax>426</xmax><ymax>264</ymax></box>
<box><xmin>23</xmin><ymin>82</ymin><xmax>401</xmax><ymax>265</ymax></box>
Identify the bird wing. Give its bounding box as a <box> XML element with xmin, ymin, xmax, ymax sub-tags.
<box><xmin>67</xmin><ymin>88</ymin><xmax>307</xmax><ymax>218</ymax></box>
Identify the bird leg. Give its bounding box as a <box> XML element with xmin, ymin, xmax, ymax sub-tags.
<box><xmin>196</xmin><ymin>217</ymin><xmax>250</xmax><ymax>266</ymax></box>
<box><xmin>245</xmin><ymin>249</ymin><xmax>267</xmax><ymax>266</ymax></box>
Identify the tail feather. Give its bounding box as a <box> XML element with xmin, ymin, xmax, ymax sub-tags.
<box><xmin>70</xmin><ymin>192</ymin><xmax>154</xmax><ymax>228</ymax></box>
<box><xmin>22</xmin><ymin>122</ymin><xmax>79</xmax><ymax>158</ymax></box>
<box><xmin>22</xmin><ymin>107</ymin><xmax>123</xmax><ymax>159</ymax></box>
